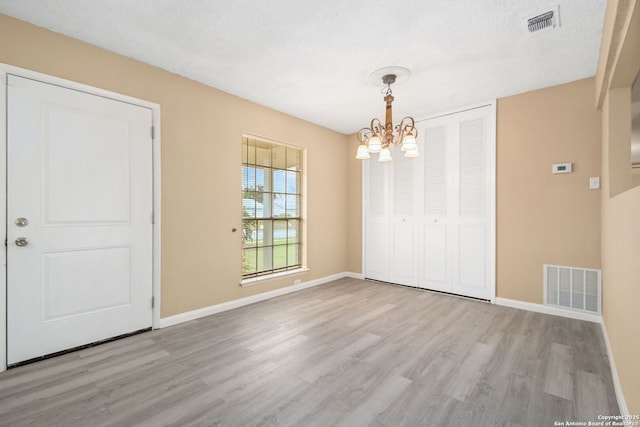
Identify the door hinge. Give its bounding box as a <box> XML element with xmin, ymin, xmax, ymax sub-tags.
<box><xmin>151</xmin><ymin>126</ymin><xmax>155</xmax><ymax>140</ymax></box>
<box><xmin>151</xmin><ymin>211</ymin><xmax>155</xmax><ymax>224</ymax></box>
<box><xmin>151</xmin><ymin>296</ymin><xmax>155</xmax><ymax>309</ymax></box>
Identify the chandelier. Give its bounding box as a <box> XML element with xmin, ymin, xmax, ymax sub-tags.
<box><xmin>355</xmin><ymin>73</ymin><xmax>419</xmax><ymax>162</ymax></box>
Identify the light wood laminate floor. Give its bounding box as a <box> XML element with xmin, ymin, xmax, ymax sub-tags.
<box><xmin>0</xmin><ymin>278</ymin><xmax>619</xmax><ymax>426</ymax></box>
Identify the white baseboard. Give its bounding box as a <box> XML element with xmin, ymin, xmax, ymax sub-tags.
<box><xmin>495</xmin><ymin>297</ymin><xmax>602</xmax><ymax>323</ymax></box>
<box><xmin>158</xmin><ymin>271</ymin><xmax>359</xmax><ymax>328</ymax></box>
<box><xmin>600</xmin><ymin>320</ymin><xmax>629</xmax><ymax>415</ymax></box>
<box><xmin>344</xmin><ymin>271</ymin><xmax>364</xmax><ymax>280</ymax></box>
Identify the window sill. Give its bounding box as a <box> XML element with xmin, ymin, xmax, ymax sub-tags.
<box><xmin>240</xmin><ymin>267</ymin><xmax>310</xmax><ymax>288</ymax></box>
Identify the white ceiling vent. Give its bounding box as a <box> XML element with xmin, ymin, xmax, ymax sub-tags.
<box><xmin>527</xmin><ymin>7</ymin><xmax>560</xmax><ymax>33</ymax></box>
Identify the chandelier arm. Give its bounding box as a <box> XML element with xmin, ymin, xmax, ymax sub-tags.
<box><xmin>370</xmin><ymin>118</ymin><xmax>384</xmax><ymax>135</ymax></box>
<box><xmin>398</xmin><ymin>116</ymin><xmax>416</xmax><ymax>130</ymax></box>
<box><xmin>396</xmin><ymin>116</ymin><xmax>417</xmax><ymax>141</ymax></box>
<box><xmin>357</xmin><ymin>127</ymin><xmax>373</xmax><ymax>143</ymax></box>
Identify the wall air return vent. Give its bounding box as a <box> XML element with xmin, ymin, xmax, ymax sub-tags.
<box><xmin>544</xmin><ymin>264</ymin><xmax>601</xmax><ymax>315</ymax></box>
<box><xmin>527</xmin><ymin>7</ymin><xmax>559</xmax><ymax>33</ymax></box>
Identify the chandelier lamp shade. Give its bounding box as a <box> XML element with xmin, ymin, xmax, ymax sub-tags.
<box><xmin>355</xmin><ymin>73</ymin><xmax>419</xmax><ymax>162</ymax></box>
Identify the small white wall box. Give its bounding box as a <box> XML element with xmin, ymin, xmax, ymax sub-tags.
<box><xmin>552</xmin><ymin>163</ymin><xmax>572</xmax><ymax>174</ymax></box>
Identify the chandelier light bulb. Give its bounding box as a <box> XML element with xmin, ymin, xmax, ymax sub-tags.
<box><xmin>401</xmin><ymin>142</ymin><xmax>418</xmax><ymax>152</ymax></box>
<box><xmin>378</xmin><ymin>147</ymin><xmax>392</xmax><ymax>162</ymax></box>
<box><xmin>400</xmin><ymin>133</ymin><xmax>417</xmax><ymax>151</ymax></box>
<box><xmin>368</xmin><ymin>135</ymin><xmax>382</xmax><ymax>153</ymax></box>
<box><xmin>355</xmin><ymin>144</ymin><xmax>371</xmax><ymax>159</ymax></box>
<box><xmin>404</xmin><ymin>148</ymin><xmax>420</xmax><ymax>158</ymax></box>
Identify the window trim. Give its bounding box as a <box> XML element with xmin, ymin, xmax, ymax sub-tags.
<box><xmin>239</xmin><ymin>267</ymin><xmax>310</xmax><ymax>287</ymax></box>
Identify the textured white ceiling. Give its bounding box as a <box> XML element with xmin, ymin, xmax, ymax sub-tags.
<box><xmin>0</xmin><ymin>0</ymin><xmax>607</xmax><ymax>134</ymax></box>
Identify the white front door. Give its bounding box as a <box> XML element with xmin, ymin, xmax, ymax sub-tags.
<box><xmin>7</xmin><ymin>74</ymin><xmax>153</xmax><ymax>365</ymax></box>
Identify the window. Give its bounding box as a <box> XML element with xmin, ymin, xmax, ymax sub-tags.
<box><xmin>242</xmin><ymin>136</ymin><xmax>302</xmax><ymax>278</ymax></box>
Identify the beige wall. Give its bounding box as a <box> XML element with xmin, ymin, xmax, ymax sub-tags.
<box><xmin>597</xmin><ymin>0</ymin><xmax>640</xmax><ymax>415</ymax></box>
<box><xmin>0</xmin><ymin>14</ymin><xmax>350</xmax><ymax>318</ymax></box>
<box><xmin>496</xmin><ymin>78</ymin><xmax>602</xmax><ymax>303</ymax></box>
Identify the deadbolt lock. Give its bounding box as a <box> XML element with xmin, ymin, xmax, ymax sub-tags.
<box><xmin>15</xmin><ymin>218</ymin><xmax>29</xmax><ymax>227</ymax></box>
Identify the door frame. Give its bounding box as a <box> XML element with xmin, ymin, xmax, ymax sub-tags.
<box><xmin>361</xmin><ymin>100</ymin><xmax>496</xmax><ymax>302</ymax></box>
<box><xmin>0</xmin><ymin>64</ymin><xmax>162</xmax><ymax>371</ymax></box>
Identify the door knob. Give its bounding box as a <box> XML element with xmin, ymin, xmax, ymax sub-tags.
<box><xmin>15</xmin><ymin>218</ymin><xmax>29</xmax><ymax>227</ymax></box>
<box><xmin>15</xmin><ymin>237</ymin><xmax>29</xmax><ymax>247</ymax></box>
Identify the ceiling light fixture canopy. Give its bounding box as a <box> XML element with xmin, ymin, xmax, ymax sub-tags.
<box><xmin>356</xmin><ymin>73</ymin><xmax>419</xmax><ymax>162</ymax></box>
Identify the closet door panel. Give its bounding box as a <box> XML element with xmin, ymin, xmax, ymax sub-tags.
<box><xmin>367</xmin><ymin>156</ymin><xmax>387</xmax><ymax>216</ymax></box>
<box><xmin>389</xmin><ymin>223</ymin><xmax>416</xmax><ymax>285</ymax></box>
<box><xmin>423</xmin><ymin>125</ymin><xmax>447</xmax><ymax>217</ymax></box>
<box><xmin>456</xmin><ymin>225</ymin><xmax>486</xmax><ymax>298</ymax></box>
<box><xmin>422</xmin><ymin>224</ymin><xmax>448</xmax><ymax>290</ymax></box>
<box><xmin>365</xmin><ymin>158</ymin><xmax>388</xmax><ymax>281</ymax></box>
<box><xmin>452</xmin><ymin>108</ymin><xmax>491</xmax><ymax>299</ymax></box>
<box><xmin>389</xmin><ymin>149</ymin><xmax>418</xmax><ymax>285</ymax></box>
<box><xmin>458</xmin><ymin>116</ymin><xmax>487</xmax><ymax>217</ymax></box>
<box><xmin>365</xmin><ymin>222</ymin><xmax>388</xmax><ymax>280</ymax></box>
<box><xmin>418</xmin><ymin>119</ymin><xmax>450</xmax><ymax>290</ymax></box>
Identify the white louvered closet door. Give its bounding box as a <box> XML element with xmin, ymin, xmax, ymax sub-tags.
<box><xmin>418</xmin><ymin>106</ymin><xmax>493</xmax><ymax>300</ymax></box>
<box><xmin>420</xmin><ymin>116</ymin><xmax>450</xmax><ymax>293</ymax></box>
<box><xmin>388</xmin><ymin>149</ymin><xmax>418</xmax><ymax>285</ymax></box>
<box><xmin>364</xmin><ymin>145</ymin><xmax>420</xmax><ymax>285</ymax></box>
<box><xmin>364</xmin><ymin>157</ymin><xmax>389</xmax><ymax>282</ymax></box>
<box><xmin>454</xmin><ymin>108</ymin><xmax>492</xmax><ymax>299</ymax></box>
